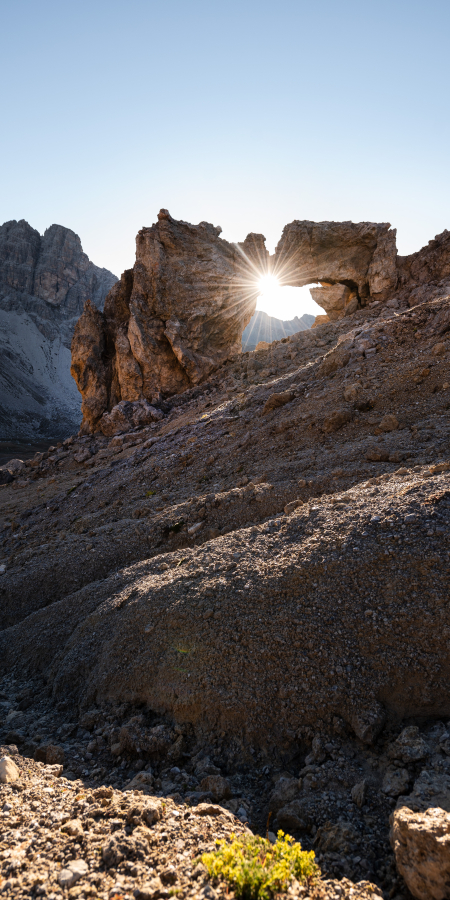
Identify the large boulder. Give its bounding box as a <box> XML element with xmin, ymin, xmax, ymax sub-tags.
<box><xmin>391</xmin><ymin>807</ymin><xmax>450</xmax><ymax>900</ymax></box>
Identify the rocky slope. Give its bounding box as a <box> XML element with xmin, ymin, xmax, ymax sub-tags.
<box><xmin>72</xmin><ymin>213</ymin><xmax>450</xmax><ymax>437</ymax></box>
<box><xmin>0</xmin><ymin>220</ymin><xmax>117</xmax><ymax>441</ymax></box>
<box><xmin>1</xmin><ymin>217</ymin><xmax>450</xmax><ymax>900</ymax></box>
<box><xmin>242</xmin><ymin>311</ymin><xmax>314</xmax><ymax>351</ymax></box>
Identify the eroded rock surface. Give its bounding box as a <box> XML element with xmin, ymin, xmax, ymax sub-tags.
<box><xmin>391</xmin><ymin>807</ymin><xmax>450</xmax><ymax>900</ymax></box>
<box><xmin>0</xmin><ymin>219</ymin><xmax>117</xmax><ymax>439</ymax></box>
<box><xmin>72</xmin><ymin>211</ymin><xmax>258</xmax><ymax>433</ymax></box>
<box><xmin>274</xmin><ymin>220</ymin><xmax>398</xmax><ymax>313</ymax></box>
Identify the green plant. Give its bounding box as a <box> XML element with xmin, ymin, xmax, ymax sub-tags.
<box><xmin>199</xmin><ymin>830</ymin><xmax>318</xmax><ymax>900</ymax></box>
<box><xmin>145</xmin><ymin>489</ymin><xmax>155</xmax><ymax>497</ymax></box>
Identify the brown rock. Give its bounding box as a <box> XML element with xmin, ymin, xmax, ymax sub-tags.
<box><xmin>262</xmin><ymin>391</ymin><xmax>295</xmax><ymax>414</ymax></box>
<box><xmin>388</xmin><ymin>726</ymin><xmax>429</xmax><ymax>763</ymax></box>
<box><xmin>275</xmin><ymin>219</ymin><xmax>397</xmax><ymax>309</ymax></box>
<box><xmin>391</xmin><ymin>806</ymin><xmax>450</xmax><ymax>900</ymax></box>
<box><xmin>199</xmin><ymin>774</ymin><xmax>231</xmax><ymax>800</ymax></box>
<box><xmin>351</xmin><ymin>780</ymin><xmax>367</xmax><ymax>808</ymax></box>
<box><xmin>382</xmin><ymin>767</ymin><xmax>411</xmax><ymax>797</ymax></box>
<box><xmin>343</xmin><ymin>383</ymin><xmax>362</xmax><ymax>403</ymax></box>
<box><xmin>366</xmin><ymin>447</ymin><xmax>390</xmax><ymax>462</ymax></box>
<box><xmin>318</xmin><ymin>338</ymin><xmax>353</xmax><ymax>376</ymax></box>
<box><xmin>276</xmin><ymin>800</ymin><xmax>306</xmax><ymax>833</ymax></box>
<box><xmin>61</xmin><ymin>818</ymin><xmax>84</xmax><ymax>838</ymax></box>
<box><xmin>268</xmin><ymin>777</ymin><xmax>300</xmax><ymax>812</ymax></box>
<box><xmin>315</xmin><ymin>820</ymin><xmax>360</xmax><ymax>854</ymax></box>
<box><xmin>99</xmin><ymin>399</ymin><xmax>163</xmax><ymax>436</ymax></box>
<box><xmin>46</xmin><ymin>744</ymin><xmax>65</xmax><ymax>765</ymax></box>
<box><xmin>379</xmin><ymin>413</ymin><xmax>399</xmax><ymax>432</ymax></box>
<box><xmin>72</xmin><ymin>211</ymin><xmax>258</xmax><ymax>433</ymax></box>
<box><xmin>310</xmin><ymin>284</ymin><xmax>359</xmax><ymax>321</ymax></box>
<box><xmin>0</xmin><ymin>756</ymin><xmax>19</xmax><ymax>783</ymax></box>
<box><xmin>322</xmin><ymin>407</ymin><xmax>353</xmax><ymax>433</ymax></box>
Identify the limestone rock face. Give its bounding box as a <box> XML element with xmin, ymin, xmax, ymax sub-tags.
<box><xmin>0</xmin><ymin>219</ymin><xmax>117</xmax><ymax>440</ymax></box>
<box><xmin>391</xmin><ymin>807</ymin><xmax>450</xmax><ymax>900</ymax></box>
<box><xmin>274</xmin><ymin>220</ymin><xmax>398</xmax><ymax>311</ymax></box>
<box><xmin>72</xmin><ymin>210</ymin><xmax>258</xmax><ymax>433</ymax></box>
<box><xmin>397</xmin><ymin>229</ymin><xmax>450</xmax><ymax>308</ymax></box>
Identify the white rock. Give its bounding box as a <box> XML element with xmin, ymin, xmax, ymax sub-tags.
<box><xmin>57</xmin><ymin>859</ymin><xmax>88</xmax><ymax>888</ymax></box>
<box><xmin>0</xmin><ymin>756</ymin><xmax>20</xmax><ymax>784</ymax></box>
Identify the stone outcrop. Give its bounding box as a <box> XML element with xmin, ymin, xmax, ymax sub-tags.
<box><xmin>391</xmin><ymin>807</ymin><xmax>450</xmax><ymax>900</ymax></box>
<box><xmin>274</xmin><ymin>220</ymin><xmax>399</xmax><ymax>318</ymax></box>
<box><xmin>72</xmin><ymin>215</ymin><xmax>450</xmax><ymax>434</ymax></box>
<box><xmin>72</xmin><ymin>210</ymin><xmax>259</xmax><ymax>433</ymax></box>
<box><xmin>396</xmin><ymin>229</ymin><xmax>450</xmax><ymax>308</ymax></box>
<box><xmin>0</xmin><ymin>219</ymin><xmax>116</xmax><ymax>440</ymax></box>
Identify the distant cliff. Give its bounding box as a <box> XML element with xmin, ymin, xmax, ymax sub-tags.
<box><xmin>242</xmin><ymin>309</ymin><xmax>314</xmax><ymax>350</ymax></box>
<box><xmin>0</xmin><ymin>220</ymin><xmax>117</xmax><ymax>441</ymax></box>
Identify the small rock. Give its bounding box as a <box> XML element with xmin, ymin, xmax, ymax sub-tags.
<box><xmin>193</xmin><ymin>803</ymin><xmax>234</xmax><ymax>818</ymax></box>
<box><xmin>351</xmin><ymin>780</ymin><xmax>367</xmax><ymax>808</ymax></box>
<box><xmin>432</xmin><ymin>342</ymin><xmax>447</xmax><ymax>356</ymax></box>
<box><xmin>284</xmin><ymin>499</ymin><xmax>303</xmax><ymax>515</ymax></box>
<box><xmin>269</xmin><ymin>777</ymin><xmax>300</xmax><ymax>812</ymax></box>
<box><xmin>125</xmin><ymin>771</ymin><xmax>154</xmax><ymax>793</ymax></box>
<box><xmin>262</xmin><ymin>391</ymin><xmax>294</xmax><ymax>414</ymax></box>
<box><xmin>382</xmin><ymin>766</ymin><xmax>411</xmax><ymax>797</ymax></box>
<box><xmin>143</xmin><ymin>800</ymin><xmax>163</xmax><ymax>825</ymax></box>
<box><xmin>276</xmin><ymin>800</ymin><xmax>306</xmax><ymax>833</ymax></box>
<box><xmin>322</xmin><ymin>407</ymin><xmax>353</xmax><ymax>433</ymax></box>
<box><xmin>199</xmin><ymin>774</ymin><xmax>231</xmax><ymax>800</ymax></box>
<box><xmin>61</xmin><ymin>818</ymin><xmax>84</xmax><ymax>838</ymax></box>
<box><xmin>0</xmin><ymin>756</ymin><xmax>19</xmax><ymax>783</ymax></box>
<box><xmin>388</xmin><ymin>726</ymin><xmax>429</xmax><ymax>764</ymax></box>
<box><xmin>134</xmin><ymin>876</ymin><xmax>168</xmax><ymax>900</ymax></box>
<box><xmin>46</xmin><ymin>744</ymin><xmax>65</xmax><ymax>765</ymax></box>
<box><xmin>379</xmin><ymin>413</ymin><xmax>399</xmax><ymax>432</ymax></box>
<box><xmin>57</xmin><ymin>859</ymin><xmax>89</xmax><ymax>888</ymax></box>
<box><xmin>348</xmin><ymin>702</ymin><xmax>385</xmax><ymax>743</ymax></box>
<box><xmin>343</xmin><ymin>383</ymin><xmax>361</xmax><ymax>403</ymax></box>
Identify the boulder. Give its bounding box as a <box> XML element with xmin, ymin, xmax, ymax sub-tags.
<box><xmin>391</xmin><ymin>806</ymin><xmax>450</xmax><ymax>900</ymax></box>
<box><xmin>388</xmin><ymin>726</ymin><xmax>429</xmax><ymax>764</ymax></box>
<box><xmin>0</xmin><ymin>756</ymin><xmax>19</xmax><ymax>783</ymax></box>
<box><xmin>99</xmin><ymin>400</ymin><xmax>163</xmax><ymax>436</ymax></box>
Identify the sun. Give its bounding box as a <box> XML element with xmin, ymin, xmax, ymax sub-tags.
<box><xmin>257</xmin><ymin>273</ymin><xmax>280</xmax><ymax>296</ymax></box>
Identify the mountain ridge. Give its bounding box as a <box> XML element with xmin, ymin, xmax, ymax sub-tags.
<box><xmin>0</xmin><ymin>219</ymin><xmax>117</xmax><ymax>441</ymax></box>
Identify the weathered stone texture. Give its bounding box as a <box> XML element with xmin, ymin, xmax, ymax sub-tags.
<box><xmin>0</xmin><ymin>219</ymin><xmax>117</xmax><ymax>440</ymax></box>
<box><xmin>274</xmin><ymin>220</ymin><xmax>398</xmax><ymax>307</ymax></box>
<box><xmin>72</xmin><ymin>210</ymin><xmax>258</xmax><ymax>433</ymax></box>
<box><xmin>391</xmin><ymin>807</ymin><xmax>450</xmax><ymax>900</ymax></box>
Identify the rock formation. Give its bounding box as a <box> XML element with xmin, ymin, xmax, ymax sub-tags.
<box><xmin>71</xmin><ymin>210</ymin><xmax>259</xmax><ymax>434</ymax></box>
<box><xmin>72</xmin><ymin>214</ymin><xmax>450</xmax><ymax>434</ymax></box>
<box><xmin>1</xmin><ymin>257</ymin><xmax>450</xmax><ymax>898</ymax></box>
<box><xmin>0</xmin><ymin>219</ymin><xmax>117</xmax><ymax>440</ymax></box>
<box><xmin>274</xmin><ymin>220</ymin><xmax>398</xmax><ymax>320</ymax></box>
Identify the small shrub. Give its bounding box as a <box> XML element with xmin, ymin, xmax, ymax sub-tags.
<box><xmin>200</xmin><ymin>830</ymin><xmax>318</xmax><ymax>900</ymax></box>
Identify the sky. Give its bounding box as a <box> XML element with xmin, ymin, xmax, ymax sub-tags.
<box><xmin>1</xmin><ymin>0</ymin><xmax>450</xmax><ymax>320</ymax></box>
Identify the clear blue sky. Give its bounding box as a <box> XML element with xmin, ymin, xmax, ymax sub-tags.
<box><xmin>1</xmin><ymin>0</ymin><xmax>449</xmax><ymax>317</ymax></box>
